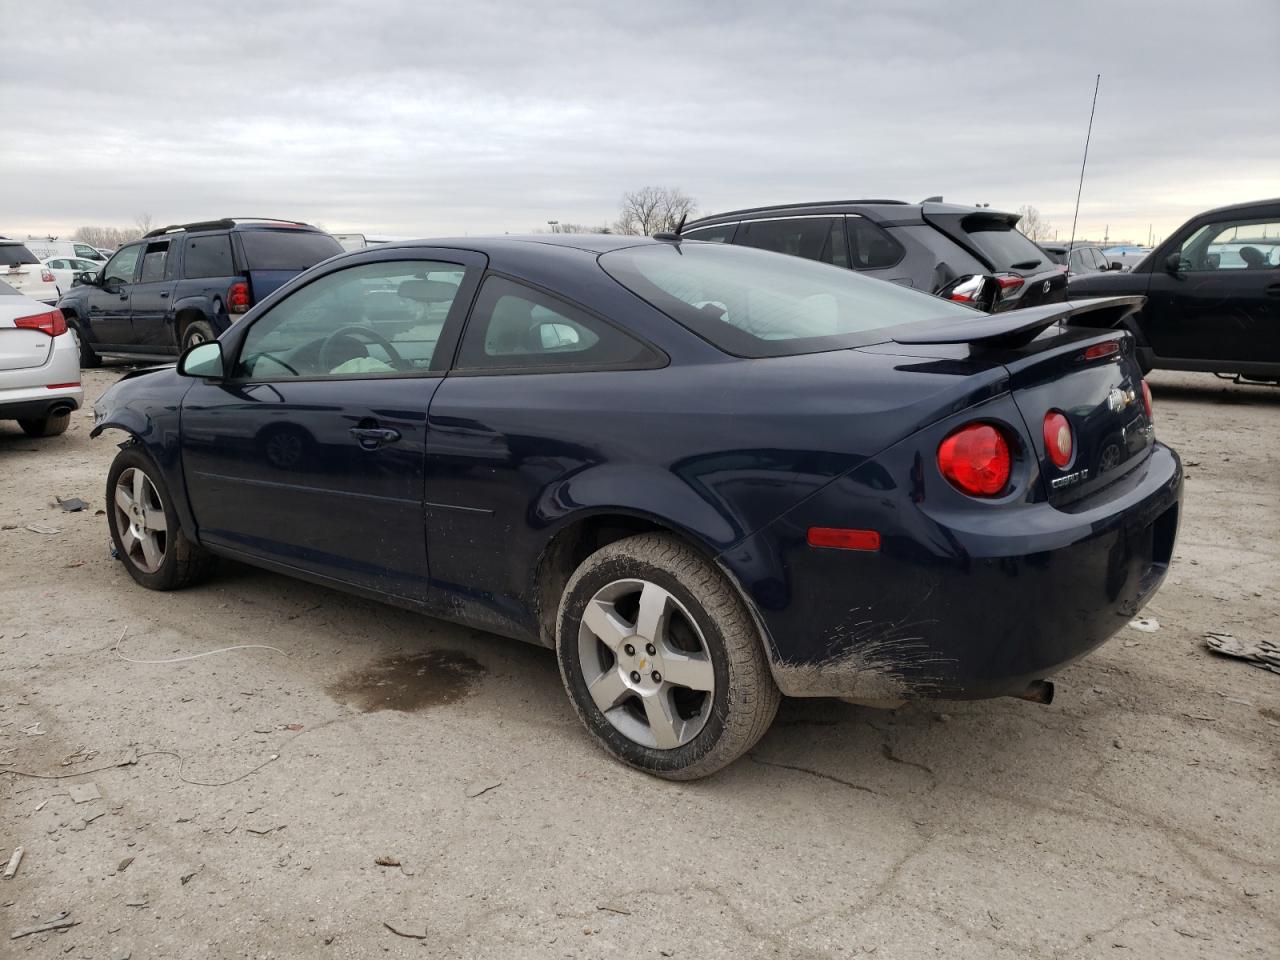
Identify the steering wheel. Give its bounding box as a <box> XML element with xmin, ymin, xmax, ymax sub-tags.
<box><xmin>318</xmin><ymin>325</ymin><xmax>407</xmax><ymax>373</ymax></box>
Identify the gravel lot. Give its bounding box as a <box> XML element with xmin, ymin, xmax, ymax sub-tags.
<box><xmin>2</xmin><ymin>367</ymin><xmax>1277</xmax><ymax>959</ymax></box>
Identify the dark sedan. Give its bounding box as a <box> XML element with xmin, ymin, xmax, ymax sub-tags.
<box><xmin>92</xmin><ymin>235</ymin><xmax>1183</xmax><ymax>779</ymax></box>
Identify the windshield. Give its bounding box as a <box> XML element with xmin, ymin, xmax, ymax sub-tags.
<box><xmin>1</xmin><ymin>244</ymin><xmax>40</xmax><ymax>268</ymax></box>
<box><xmin>600</xmin><ymin>241</ymin><xmax>973</xmax><ymax>358</ymax></box>
<box><xmin>238</xmin><ymin>230</ymin><xmax>343</xmax><ymax>270</ymax></box>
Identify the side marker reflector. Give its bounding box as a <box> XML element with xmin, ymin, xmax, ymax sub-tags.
<box><xmin>807</xmin><ymin>527</ymin><xmax>881</xmax><ymax>551</ymax></box>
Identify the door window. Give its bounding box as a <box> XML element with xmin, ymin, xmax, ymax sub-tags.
<box><xmin>74</xmin><ymin>244</ymin><xmax>101</xmax><ymax>260</ymax></box>
<box><xmin>735</xmin><ymin>217</ymin><xmax>849</xmax><ymax>267</ymax></box>
<box><xmin>683</xmin><ymin>223</ymin><xmax>738</xmax><ymax>243</ymax></box>
<box><xmin>455</xmin><ymin>276</ymin><xmax>661</xmax><ymax>371</ymax></box>
<box><xmin>103</xmin><ymin>245</ymin><xmax>142</xmax><ymax>285</ymax></box>
<box><xmin>235</xmin><ymin>260</ymin><xmax>464</xmax><ymax>379</ymax></box>
<box><xmin>846</xmin><ymin>216</ymin><xmax>904</xmax><ymax>270</ymax></box>
<box><xmin>1180</xmin><ymin>220</ymin><xmax>1280</xmax><ymax>271</ymax></box>
<box><xmin>139</xmin><ymin>241</ymin><xmax>169</xmax><ymax>282</ymax></box>
<box><xmin>183</xmin><ymin>234</ymin><xmax>235</xmax><ymax>279</ymax></box>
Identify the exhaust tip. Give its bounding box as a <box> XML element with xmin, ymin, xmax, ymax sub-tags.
<box><xmin>1015</xmin><ymin>679</ymin><xmax>1054</xmax><ymax>705</ymax></box>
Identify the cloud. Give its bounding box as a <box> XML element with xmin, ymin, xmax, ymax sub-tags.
<box><xmin>3</xmin><ymin>0</ymin><xmax>1277</xmax><ymax>244</ymax></box>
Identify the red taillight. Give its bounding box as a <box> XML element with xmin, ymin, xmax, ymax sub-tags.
<box><xmin>1083</xmin><ymin>341</ymin><xmax>1120</xmax><ymax>361</ymax></box>
<box><xmin>1042</xmin><ymin>411</ymin><xmax>1073</xmax><ymax>468</ymax></box>
<box><xmin>228</xmin><ymin>280</ymin><xmax>251</xmax><ymax>314</ymax></box>
<box><xmin>937</xmin><ymin>423</ymin><xmax>1012</xmax><ymax>497</ymax></box>
<box><xmin>41</xmin><ymin>268</ymin><xmax>55</xmax><ymax>283</ymax></box>
<box><xmin>14</xmin><ymin>308</ymin><xmax>67</xmax><ymax>337</ymax></box>
<box><xmin>995</xmin><ymin>273</ymin><xmax>1025</xmax><ymax>292</ymax></box>
<box><xmin>807</xmin><ymin>527</ymin><xmax>881</xmax><ymax>552</ymax></box>
<box><xmin>1141</xmin><ymin>379</ymin><xmax>1153</xmax><ymax>422</ymax></box>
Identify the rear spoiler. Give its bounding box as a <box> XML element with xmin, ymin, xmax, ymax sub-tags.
<box><xmin>891</xmin><ymin>296</ymin><xmax>1145</xmax><ymax>349</ymax></box>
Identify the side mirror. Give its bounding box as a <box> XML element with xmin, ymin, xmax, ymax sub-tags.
<box><xmin>937</xmin><ymin>274</ymin><xmax>1002</xmax><ymax>313</ymax></box>
<box><xmin>74</xmin><ymin>271</ymin><xmax>96</xmax><ymax>286</ymax></box>
<box><xmin>1108</xmin><ymin>261</ymin><xmax>1124</xmax><ymax>271</ymax></box>
<box><xmin>178</xmin><ymin>340</ymin><xmax>225</xmax><ymax>379</ymax></box>
<box><xmin>1163</xmin><ymin>252</ymin><xmax>1184</xmax><ymax>275</ymax></box>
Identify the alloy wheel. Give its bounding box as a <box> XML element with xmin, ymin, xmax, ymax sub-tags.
<box><xmin>113</xmin><ymin>467</ymin><xmax>168</xmax><ymax>573</ymax></box>
<box><xmin>576</xmin><ymin>578</ymin><xmax>715</xmax><ymax>750</ymax></box>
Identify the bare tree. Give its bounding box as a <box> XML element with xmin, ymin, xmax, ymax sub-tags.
<box><xmin>543</xmin><ymin>221</ymin><xmax>612</xmax><ymax>235</ymax></box>
<box><xmin>1016</xmin><ymin>205</ymin><xmax>1053</xmax><ymax>242</ymax></box>
<box><xmin>614</xmin><ymin>186</ymin><xmax>696</xmax><ymax>236</ymax></box>
<box><xmin>72</xmin><ymin>214</ymin><xmax>161</xmax><ymax>251</ymax></box>
<box><xmin>134</xmin><ymin>212</ymin><xmax>154</xmax><ymax>236</ymax></box>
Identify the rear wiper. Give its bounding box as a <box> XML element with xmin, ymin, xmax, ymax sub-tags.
<box><xmin>1010</xmin><ymin>259</ymin><xmax>1042</xmax><ymax>270</ymax></box>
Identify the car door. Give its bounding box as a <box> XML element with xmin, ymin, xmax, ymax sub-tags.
<box><xmin>128</xmin><ymin>238</ymin><xmax>178</xmax><ymax>353</ymax></box>
<box><xmin>424</xmin><ymin>275</ymin><xmax>667</xmax><ymax>638</ymax></box>
<box><xmin>180</xmin><ymin>250</ymin><xmax>483</xmax><ymax>601</ymax></box>
<box><xmin>86</xmin><ymin>243</ymin><xmax>142</xmax><ymax>346</ymax></box>
<box><xmin>1144</xmin><ymin>215</ymin><xmax>1280</xmax><ymax>364</ymax></box>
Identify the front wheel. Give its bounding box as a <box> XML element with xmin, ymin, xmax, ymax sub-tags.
<box><xmin>67</xmin><ymin>319</ymin><xmax>101</xmax><ymax>368</ymax></box>
<box><xmin>556</xmin><ymin>533</ymin><xmax>780</xmax><ymax>780</ymax></box>
<box><xmin>106</xmin><ymin>445</ymin><xmax>216</xmax><ymax>590</ymax></box>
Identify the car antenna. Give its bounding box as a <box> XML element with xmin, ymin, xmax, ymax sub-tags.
<box><xmin>1067</xmin><ymin>74</ymin><xmax>1101</xmax><ymax>256</ymax></box>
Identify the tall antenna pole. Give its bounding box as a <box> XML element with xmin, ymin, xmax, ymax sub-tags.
<box><xmin>1068</xmin><ymin>74</ymin><xmax>1101</xmax><ymax>250</ymax></box>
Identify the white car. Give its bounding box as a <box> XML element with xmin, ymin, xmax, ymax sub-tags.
<box><xmin>20</xmin><ymin>238</ymin><xmax>108</xmax><ymax>265</ymax></box>
<box><xmin>42</xmin><ymin>256</ymin><xmax>101</xmax><ymax>294</ymax></box>
<box><xmin>1</xmin><ymin>240</ymin><xmax>60</xmax><ymax>304</ymax></box>
<box><xmin>0</xmin><ymin>278</ymin><xmax>82</xmax><ymax>437</ymax></box>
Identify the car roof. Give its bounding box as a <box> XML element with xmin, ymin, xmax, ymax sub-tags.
<box><xmin>371</xmin><ymin>234</ymin><xmax>655</xmax><ymax>255</ymax></box>
<box><xmin>143</xmin><ymin>218</ymin><xmax>328</xmax><ymax>238</ymax></box>
<box><xmin>683</xmin><ymin>198</ymin><xmax>1019</xmax><ymax>231</ymax></box>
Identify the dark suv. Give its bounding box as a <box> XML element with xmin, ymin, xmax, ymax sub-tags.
<box><xmin>57</xmin><ymin>219</ymin><xmax>342</xmax><ymax>366</ymax></box>
<box><xmin>1067</xmin><ymin>198</ymin><xmax>1280</xmax><ymax>381</ymax></box>
<box><xmin>680</xmin><ymin>199</ymin><xmax>1067</xmax><ymax>311</ymax></box>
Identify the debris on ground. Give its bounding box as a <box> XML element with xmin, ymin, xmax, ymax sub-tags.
<box><xmin>117</xmin><ymin>856</ymin><xmax>134</xmax><ymax>873</ymax></box>
<box><xmin>464</xmin><ymin>777</ymin><xmax>502</xmax><ymax>799</ymax></box>
<box><xmin>3</xmin><ymin>847</ymin><xmax>23</xmax><ymax>879</ymax></box>
<box><xmin>245</xmin><ymin>822</ymin><xmax>285</xmax><ymax>836</ymax></box>
<box><xmin>597</xmin><ymin>903</ymin><xmax>632</xmax><ymax>916</ymax></box>
<box><xmin>20</xmin><ymin>722</ymin><xmax>44</xmax><ymax>736</ymax></box>
<box><xmin>180</xmin><ymin>865</ymin><xmax>202</xmax><ymax>885</ymax></box>
<box><xmin>1204</xmin><ymin>633</ymin><xmax>1280</xmax><ymax>674</ymax></box>
<box><xmin>10</xmin><ymin>911</ymin><xmax>77</xmax><ymax>939</ymax></box>
<box><xmin>24</xmin><ymin>523</ymin><xmax>59</xmax><ymax>535</ymax></box>
<box><xmin>67</xmin><ymin>782</ymin><xmax>101</xmax><ymax>804</ymax></box>
<box><xmin>383</xmin><ymin>920</ymin><xmax>428</xmax><ymax>939</ymax></box>
<box><xmin>374</xmin><ymin>855</ymin><xmax>401</xmax><ymax>867</ymax></box>
<box><xmin>56</xmin><ymin>496</ymin><xmax>88</xmax><ymax>512</ymax></box>
<box><xmin>1129</xmin><ymin>617</ymin><xmax>1160</xmax><ymax>632</ymax></box>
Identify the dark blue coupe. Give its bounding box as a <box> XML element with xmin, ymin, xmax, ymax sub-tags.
<box><xmin>92</xmin><ymin>235</ymin><xmax>1183</xmax><ymax>779</ymax></box>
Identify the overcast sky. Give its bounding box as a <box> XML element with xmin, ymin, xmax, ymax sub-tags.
<box><xmin>3</xmin><ymin>0</ymin><xmax>1278</xmax><ymax>245</ymax></box>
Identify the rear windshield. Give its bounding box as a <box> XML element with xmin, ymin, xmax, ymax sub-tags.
<box><xmin>600</xmin><ymin>241</ymin><xmax>973</xmax><ymax>358</ymax></box>
<box><xmin>238</xmin><ymin>230</ymin><xmax>342</xmax><ymax>270</ymax></box>
<box><xmin>961</xmin><ymin>216</ymin><xmax>1048</xmax><ymax>272</ymax></box>
<box><xmin>1</xmin><ymin>244</ymin><xmax>40</xmax><ymax>268</ymax></box>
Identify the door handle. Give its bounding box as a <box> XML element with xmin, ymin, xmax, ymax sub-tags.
<box><xmin>350</xmin><ymin>426</ymin><xmax>401</xmax><ymax>448</ymax></box>
<box><xmin>160</xmin><ymin>291</ymin><xmax>170</xmax><ymax>298</ymax></box>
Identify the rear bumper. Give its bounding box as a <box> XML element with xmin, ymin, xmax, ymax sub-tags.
<box><xmin>0</xmin><ymin>386</ymin><xmax>83</xmax><ymax>421</ymax></box>
<box><xmin>0</xmin><ymin>332</ymin><xmax>83</xmax><ymax>421</ymax></box>
<box><xmin>720</xmin><ymin>442</ymin><xmax>1183</xmax><ymax>701</ymax></box>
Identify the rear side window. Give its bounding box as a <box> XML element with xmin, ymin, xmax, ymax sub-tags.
<box><xmin>683</xmin><ymin>223</ymin><xmax>737</xmax><ymax>243</ymax></box>
<box><xmin>139</xmin><ymin>241</ymin><xmax>170</xmax><ymax>282</ymax></box>
<box><xmin>960</xmin><ymin>216</ymin><xmax>1047</xmax><ymax>271</ymax></box>
<box><xmin>847</xmin><ymin>216</ymin><xmax>904</xmax><ymax>270</ymax></box>
<box><xmin>735</xmin><ymin>217</ymin><xmax>849</xmax><ymax>267</ymax></box>
<box><xmin>456</xmin><ymin>276</ymin><xmax>661</xmax><ymax>372</ymax></box>
<box><xmin>601</xmin><ymin>241</ymin><xmax>972</xmax><ymax>359</ymax></box>
<box><xmin>238</xmin><ymin>230</ymin><xmax>342</xmax><ymax>270</ymax></box>
<box><xmin>184</xmin><ymin>234</ymin><xmax>235</xmax><ymax>279</ymax></box>
<box><xmin>0</xmin><ymin>244</ymin><xmax>39</xmax><ymax>267</ymax></box>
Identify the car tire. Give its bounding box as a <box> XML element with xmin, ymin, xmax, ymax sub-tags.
<box><xmin>181</xmin><ymin>320</ymin><xmax>216</xmax><ymax>352</ymax></box>
<box><xmin>67</xmin><ymin>319</ymin><xmax>101</xmax><ymax>368</ymax></box>
<box><xmin>556</xmin><ymin>532</ymin><xmax>780</xmax><ymax>780</ymax></box>
<box><xmin>18</xmin><ymin>410</ymin><xmax>71</xmax><ymax>438</ymax></box>
<box><xmin>106</xmin><ymin>444</ymin><xmax>216</xmax><ymax>591</ymax></box>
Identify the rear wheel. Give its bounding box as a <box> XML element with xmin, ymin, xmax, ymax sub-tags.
<box><xmin>106</xmin><ymin>445</ymin><xmax>216</xmax><ymax>590</ymax></box>
<box><xmin>181</xmin><ymin>320</ymin><xmax>215</xmax><ymax>352</ymax></box>
<box><xmin>556</xmin><ymin>533</ymin><xmax>780</xmax><ymax>780</ymax></box>
<box><xmin>18</xmin><ymin>410</ymin><xmax>71</xmax><ymax>438</ymax></box>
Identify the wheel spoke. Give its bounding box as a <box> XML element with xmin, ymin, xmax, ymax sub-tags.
<box><xmin>660</xmin><ymin>652</ymin><xmax>715</xmax><ymax>692</ymax></box>
<box><xmin>119</xmin><ymin>527</ymin><xmax>138</xmax><ymax>557</ymax></box>
<box><xmin>642</xmin><ymin>689</ymin><xmax>685</xmax><ymax>750</ymax></box>
<box><xmin>634</xmin><ymin>581</ymin><xmax>671</xmax><ymax>642</ymax></box>
<box><xmin>581</xmin><ymin>599</ymin><xmax>633</xmax><ymax>651</ymax></box>
<box><xmin>139</xmin><ymin>532</ymin><xmax>162</xmax><ymax>571</ymax></box>
<box><xmin>144</xmin><ymin>508</ymin><xmax>167</xmax><ymax>532</ymax></box>
<box><xmin>132</xmin><ymin>469</ymin><xmax>146</xmax><ymax>504</ymax></box>
<box><xmin>587</xmin><ymin>669</ymin><xmax>630</xmax><ymax>713</ymax></box>
<box><xmin>114</xmin><ymin>485</ymin><xmax>133</xmax><ymax>513</ymax></box>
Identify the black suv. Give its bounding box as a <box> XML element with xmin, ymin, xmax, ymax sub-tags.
<box><xmin>57</xmin><ymin>219</ymin><xmax>342</xmax><ymax>366</ymax></box>
<box><xmin>1067</xmin><ymin>198</ymin><xmax>1280</xmax><ymax>380</ymax></box>
<box><xmin>680</xmin><ymin>199</ymin><xmax>1067</xmax><ymax>312</ymax></box>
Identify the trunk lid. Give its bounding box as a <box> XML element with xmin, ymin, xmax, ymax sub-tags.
<box><xmin>880</xmin><ymin>296</ymin><xmax>1154</xmax><ymax>504</ymax></box>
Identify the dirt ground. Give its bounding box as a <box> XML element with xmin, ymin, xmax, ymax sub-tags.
<box><xmin>1</xmin><ymin>366</ymin><xmax>1277</xmax><ymax>959</ymax></box>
